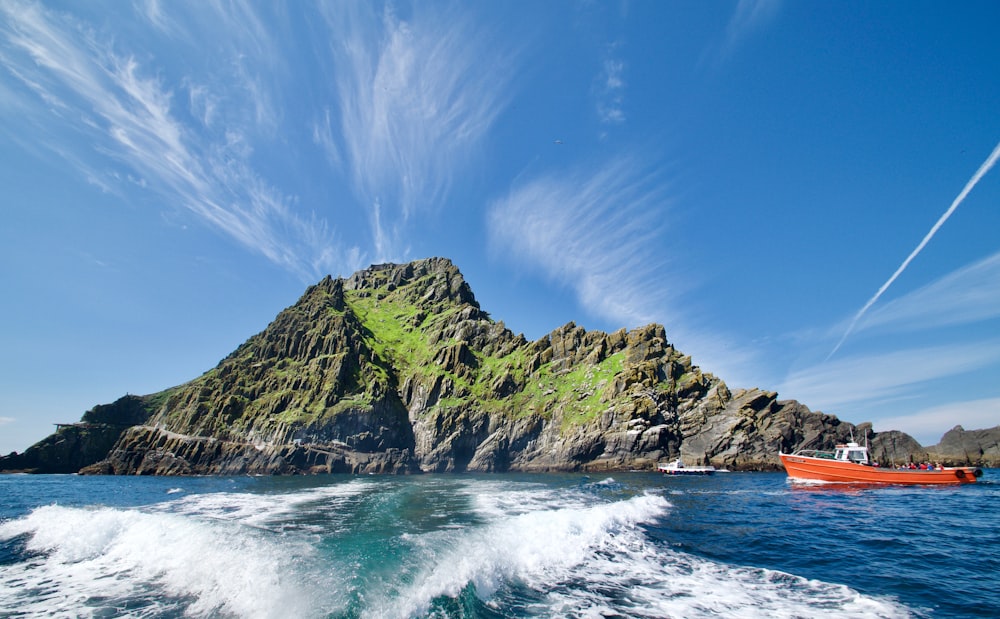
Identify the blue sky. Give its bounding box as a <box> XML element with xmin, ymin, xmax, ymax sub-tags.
<box><xmin>2</xmin><ymin>1</ymin><xmax>998</xmax><ymax>454</ymax></box>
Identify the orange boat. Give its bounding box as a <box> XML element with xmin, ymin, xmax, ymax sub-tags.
<box><xmin>780</xmin><ymin>442</ymin><xmax>982</xmax><ymax>485</ymax></box>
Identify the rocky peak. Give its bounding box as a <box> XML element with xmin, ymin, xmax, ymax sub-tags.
<box><xmin>344</xmin><ymin>257</ymin><xmax>480</xmax><ymax>309</ymax></box>
<box><xmin>930</xmin><ymin>425</ymin><xmax>1000</xmax><ymax>465</ymax></box>
<box><xmin>13</xmin><ymin>257</ymin><xmax>993</xmax><ymax>476</ymax></box>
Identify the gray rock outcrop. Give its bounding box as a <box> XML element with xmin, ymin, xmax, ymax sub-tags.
<box><xmin>5</xmin><ymin>258</ymin><xmax>990</xmax><ymax>475</ymax></box>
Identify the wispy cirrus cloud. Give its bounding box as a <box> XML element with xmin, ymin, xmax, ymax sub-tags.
<box><xmin>486</xmin><ymin>157</ymin><xmax>770</xmax><ymax>386</ymax></box>
<box><xmin>725</xmin><ymin>0</ymin><xmax>781</xmax><ymax>45</ymax></box>
<box><xmin>312</xmin><ymin>107</ymin><xmax>342</xmax><ymax>169</ymax></box>
<box><xmin>136</xmin><ymin>0</ymin><xmax>174</xmax><ymax>36</ymax></box>
<box><xmin>829</xmin><ymin>140</ymin><xmax>1000</xmax><ymax>358</ymax></box>
<box><xmin>596</xmin><ymin>48</ymin><xmax>626</xmax><ymax>126</ymax></box>
<box><xmin>778</xmin><ymin>341</ymin><xmax>1000</xmax><ymax>414</ymax></box>
<box><xmin>488</xmin><ymin>157</ymin><xmax>675</xmax><ymax>327</ymax></box>
<box><xmin>774</xmin><ymin>252</ymin><xmax>1000</xmax><ymax>438</ymax></box>
<box><xmin>0</xmin><ymin>2</ymin><xmax>340</xmax><ymax>279</ymax></box>
<box><xmin>873</xmin><ymin>397</ymin><xmax>1000</xmax><ymax>445</ymax></box>
<box><xmin>318</xmin><ymin>3</ymin><xmax>518</xmax><ymax>261</ymax></box>
<box><xmin>702</xmin><ymin>0</ymin><xmax>781</xmax><ymax>67</ymax></box>
<box><xmin>852</xmin><ymin>250</ymin><xmax>1000</xmax><ymax>335</ymax></box>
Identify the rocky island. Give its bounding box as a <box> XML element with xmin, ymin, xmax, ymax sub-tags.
<box><xmin>3</xmin><ymin>258</ymin><xmax>998</xmax><ymax>475</ymax></box>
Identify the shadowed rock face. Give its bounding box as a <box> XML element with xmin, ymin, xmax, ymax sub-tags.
<box><xmin>0</xmin><ymin>395</ymin><xmax>157</xmax><ymax>474</ymax></box>
<box><xmin>5</xmin><ymin>258</ymin><xmax>989</xmax><ymax>476</ymax></box>
<box><xmin>927</xmin><ymin>425</ymin><xmax>1000</xmax><ymax>466</ymax></box>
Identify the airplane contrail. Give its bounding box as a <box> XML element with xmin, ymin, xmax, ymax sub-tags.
<box><xmin>828</xmin><ymin>139</ymin><xmax>1000</xmax><ymax>360</ymax></box>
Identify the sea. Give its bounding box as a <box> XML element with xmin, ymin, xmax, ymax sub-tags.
<box><xmin>1</xmin><ymin>470</ymin><xmax>997</xmax><ymax>619</ymax></box>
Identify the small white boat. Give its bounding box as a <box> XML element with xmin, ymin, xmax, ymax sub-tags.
<box><xmin>657</xmin><ymin>459</ymin><xmax>715</xmax><ymax>476</ymax></box>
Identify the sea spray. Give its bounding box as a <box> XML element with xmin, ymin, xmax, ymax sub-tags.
<box><xmin>153</xmin><ymin>476</ymin><xmax>375</xmax><ymax>533</ymax></box>
<box><xmin>370</xmin><ymin>484</ymin><xmax>910</xmax><ymax>619</ymax></box>
<box><xmin>0</xmin><ymin>504</ymin><xmax>331</xmax><ymax>618</ymax></box>
<box><xmin>4</xmin><ymin>472</ymin><xmax>990</xmax><ymax>617</ymax></box>
<box><xmin>365</xmin><ymin>492</ymin><xmax>671</xmax><ymax>618</ymax></box>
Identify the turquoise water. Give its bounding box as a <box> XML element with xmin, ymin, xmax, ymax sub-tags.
<box><xmin>1</xmin><ymin>471</ymin><xmax>997</xmax><ymax>618</ymax></box>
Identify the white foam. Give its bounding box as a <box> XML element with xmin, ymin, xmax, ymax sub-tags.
<box><xmin>1</xmin><ymin>478</ymin><xmax>915</xmax><ymax>618</ymax></box>
<box><xmin>369</xmin><ymin>492</ymin><xmax>671</xmax><ymax>618</ymax></box>
<box><xmin>0</xmin><ymin>503</ymin><xmax>336</xmax><ymax>618</ymax></box>
<box><xmin>153</xmin><ymin>477</ymin><xmax>374</xmax><ymax>533</ymax></box>
<box><xmin>457</xmin><ymin>478</ymin><xmax>597</xmax><ymax>520</ymax></box>
<box><xmin>368</xmin><ymin>488</ymin><xmax>911</xmax><ymax>619</ymax></box>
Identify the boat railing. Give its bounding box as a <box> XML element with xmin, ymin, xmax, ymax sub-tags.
<box><xmin>791</xmin><ymin>449</ymin><xmax>836</xmax><ymax>460</ymax></box>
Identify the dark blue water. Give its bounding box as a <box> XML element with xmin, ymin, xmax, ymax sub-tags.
<box><xmin>1</xmin><ymin>470</ymin><xmax>996</xmax><ymax>618</ymax></box>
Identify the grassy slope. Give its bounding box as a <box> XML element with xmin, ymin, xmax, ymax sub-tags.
<box><xmin>344</xmin><ymin>279</ymin><xmax>629</xmax><ymax>429</ymax></box>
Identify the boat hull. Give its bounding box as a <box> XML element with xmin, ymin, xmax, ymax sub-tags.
<box><xmin>659</xmin><ymin>467</ymin><xmax>714</xmax><ymax>476</ymax></box>
<box><xmin>779</xmin><ymin>453</ymin><xmax>981</xmax><ymax>485</ymax></box>
<box><xmin>657</xmin><ymin>459</ymin><xmax>715</xmax><ymax>475</ymax></box>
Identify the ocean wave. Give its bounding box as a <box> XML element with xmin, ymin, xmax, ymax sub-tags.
<box><xmin>0</xmin><ymin>476</ymin><xmax>920</xmax><ymax>618</ymax></box>
<box><xmin>365</xmin><ymin>487</ymin><xmax>910</xmax><ymax>619</ymax></box>
<box><xmin>150</xmin><ymin>477</ymin><xmax>375</xmax><ymax>534</ymax></box>
<box><xmin>0</xmin><ymin>503</ymin><xmax>333</xmax><ymax>618</ymax></box>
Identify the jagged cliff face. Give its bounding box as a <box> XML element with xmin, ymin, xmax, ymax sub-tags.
<box><xmin>929</xmin><ymin>425</ymin><xmax>1000</xmax><ymax>464</ymax></box>
<box><xmin>0</xmin><ymin>395</ymin><xmax>160</xmax><ymax>474</ymax></box>
<box><xmin>8</xmin><ymin>258</ymin><xmax>910</xmax><ymax>475</ymax></box>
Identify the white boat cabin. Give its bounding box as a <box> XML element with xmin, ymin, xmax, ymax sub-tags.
<box><xmin>833</xmin><ymin>442</ymin><xmax>870</xmax><ymax>464</ymax></box>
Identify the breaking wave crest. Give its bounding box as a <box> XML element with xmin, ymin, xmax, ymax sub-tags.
<box><xmin>0</xmin><ymin>503</ymin><xmax>334</xmax><ymax>618</ymax></box>
<box><xmin>368</xmin><ymin>482</ymin><xmax>909</xmax><ymax>619</ymax></box>
<box><xmin>0</xmin><ymin>476</ymin><xmax>914</xmax><ymax>618</ymax></box>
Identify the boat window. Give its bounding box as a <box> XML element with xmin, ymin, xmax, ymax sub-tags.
<box><xmin>849</xmin><ymin>450</ymin><xmax>866</xmax><ymax>462</ymax></box>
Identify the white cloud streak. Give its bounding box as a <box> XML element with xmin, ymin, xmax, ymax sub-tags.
<box><xmin>873</xmin><ymin>397</ymin><xmax>1000</xmax><ymax>446</ymax></box>
<box><xmin>726</xmin><ymin>0</ymin><xmax>781</xmax><ymax>42</ymax></box>
<box><xmin>488</xmin><ymin>158</ymin><xmax>674</xmax><ymax>328</ymax></box>
<box><xmin>0</xmin><ymin>2</ymin><xmax>339</xmax><ymax>280</ymax></box>
<box><xmin>319</xmin><ymin>3</ymin><xmax>517</xmax><ymax>261</ymax></box>
<box><xmin>829</xmin><ymin>139</ymin><xmax>1000</xmax><ymax>358</ymax></box>
<box><xmin>780</xmin><ymin>251</ymin><xmax>1000</xmax><ymax>438</ymax></box>
<box><xmin>780</xmin><ymin>341</ymin><xmax>1000</xmax><ymax>414</ymax></box>
<box><xmin>853</xmin><ymin>250</ymin><xmax>1000</xmax><ymax>335</ymax></box>
<box><xmin>486</xmin><ymin>158</ymin><xmax>772</xmax><ymax>388</ymax></box>
<box><xmin>596</xmin><ymin>52</ymin><xmax>625</xmax><ymax>125</ymax></box>
<box><xmin>312</xmin><ymin>107</ymin><xmax>342</xmax><ymax>168</ymax></box>
<box><xmin>136</xmin><ymin>0</ymin><xmax>173</xmax><ymax>34</ymax></box>
<box><xmin>703</xmin><ymin>0</ymin><xmax>781</xmax><ymax>67</ymax></box>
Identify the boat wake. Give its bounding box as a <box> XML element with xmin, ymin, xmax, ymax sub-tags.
<box><xmin>365</xmin><ymin>481</ymin><xmax>910</xmax><ymax>619</ymax></box>
<box><xmin>0</xmin><ymin>477</ymin><xmax>914</xmax><ymax>618</ymax></box>
<box><xmin>0</xmin><ymin>503</ymin><xmax>329</xmax><ymax>618</ymax></box>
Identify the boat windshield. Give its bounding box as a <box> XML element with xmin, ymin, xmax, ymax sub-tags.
<box><xmin>833</xmin><ymin>446</ymin><xmax>869</xmax><ymax>463</ymax></box>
